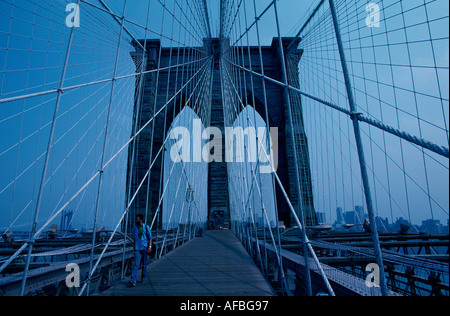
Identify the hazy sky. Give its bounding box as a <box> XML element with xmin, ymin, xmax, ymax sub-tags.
<box><xmin>0</xmin><ymin>0</ymin><xmax>320</xmax><ymax>232</ymax></box>
<box><xmin>0</xmin><ymin>0</ymin><xmax>448</xmax><ymax>233</ymax></box>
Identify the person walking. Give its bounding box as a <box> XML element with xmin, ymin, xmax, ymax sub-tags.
<box><xmin>129</xmin><ymin>214</ymin><xmax>152</xmax><ymax>287</ymax></box>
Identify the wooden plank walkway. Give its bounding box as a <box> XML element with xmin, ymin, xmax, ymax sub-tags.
<box><xmin>101</xmin><ymin>230</ymin><xmax>276</xmax><ymax>296</ymax></box>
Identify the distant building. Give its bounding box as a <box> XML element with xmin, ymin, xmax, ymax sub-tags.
<box><xmin>60</xmin><ymin>210</ymin><xmax>73</xmax><ymax>231</ymax></box>
<box><xmin>317</xmin><ymin>212</ymin><xmax>326</xmax><ymax>224</ymax></box>
<box><xmin>336</xmin><ymin>207</ymin><xmax>344</xmax><ymax>224</ymax></box>
<box><xmin>354</xmin><ymin>206</ymin><xmax>364</xmax><ymax>224</ymax></box>
<box><xmin>344</xmin><ymin>211</ymin><xmax>355</xmax><ymax>225</ymax></box>
<box><xmin>375</xmin><ymin>217</ymin><xmax>389</xmax><ymax>232</ymax></box>
<box><xmin>392</xmin><ymin>217</ymin><xmax>411</xmax><ymax>233</ymax></box>
<box><xmin>331</xmin><ymin>211</ymin><xmax>448</xmax><ymax>235</ymax></box>
<box><xmin>420</xmin><ymin>219</ymin><xmax>443</xmax><ymax>234</ymax></box>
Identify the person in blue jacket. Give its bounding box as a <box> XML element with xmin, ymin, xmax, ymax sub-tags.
<box><xmin>129</xmin><ymin>214</ymin><xmax>152</xmax><ymax>287</ymax></box>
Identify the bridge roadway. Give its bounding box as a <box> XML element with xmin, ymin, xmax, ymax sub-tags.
<box><xmin>101</xmin><ymin>230</ymin><xmax>276</xmax><ymax>296</ymax></box>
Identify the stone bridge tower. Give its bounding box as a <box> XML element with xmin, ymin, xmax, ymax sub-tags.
<box><xmin>127</xmin><ymin>37</ymin><xmax>318</xmax><ymax>231</ymax></box>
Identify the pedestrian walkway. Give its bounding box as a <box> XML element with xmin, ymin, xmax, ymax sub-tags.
<box><xmin>101</xmin><ymin>230</ymin><xmax>276</xmax><ymax>296</ymax></box>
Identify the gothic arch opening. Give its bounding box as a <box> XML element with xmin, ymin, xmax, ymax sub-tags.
<box><xmin>227</xmin><ymin>105</ymin><xmax>278</xmax><ymax>228</ymax></box>
<box><xmin>162</xmin><ymin>106</ymin><xmax>208</xmax><ymax>230</ymax></box>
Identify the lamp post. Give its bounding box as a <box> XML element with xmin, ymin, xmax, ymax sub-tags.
<box><xmin>185</xmin><ymin>185</ymin><xmax>194</xmax><ymax>239</ymax></box>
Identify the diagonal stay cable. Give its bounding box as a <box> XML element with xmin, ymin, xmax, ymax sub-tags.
<box><xmin>223</xmin><ymin>59</ymin><xmax>449</xmax><ymax>159</ymax></box>
<box><xmin>0</xmin><ymin>56</ymin><xmax>211</xmax><ymax>276</ymax></box>
<box><xmin>77</xmin><ymin>54</ymin><xmax>213</xmax><ymax>293</ymax></box>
